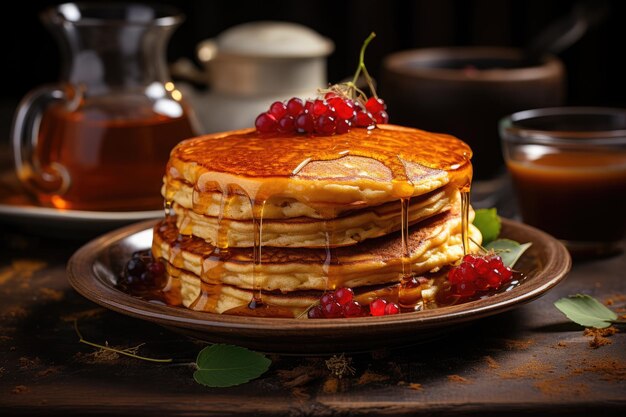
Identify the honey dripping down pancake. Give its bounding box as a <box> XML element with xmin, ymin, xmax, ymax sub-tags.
<box><xmin>155</xmin><ymin>123</ymin><xmax>477</xmax><ymax>315</ymax></box>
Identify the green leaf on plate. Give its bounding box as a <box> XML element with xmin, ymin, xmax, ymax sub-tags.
<box><xmin>473</xmin><ymin>208</ymin><xmax>501</xmax><ymax>244</ymax></box>
<box><xmin>554</xmin><ymin>294</ymin><xmax>618</xmax><ymax>329</ymax></box>
<box><xmin>193</xmin><ymin>344</ymin><xmax>271</xmax><ymax>388</ymax></box>
<box><xmin>484</xmin><ymin>239</ymin><xmax>532</xmax><ymax>268</ymax></box>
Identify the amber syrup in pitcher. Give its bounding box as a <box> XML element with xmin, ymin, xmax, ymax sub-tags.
<box><xmin>35</xmin><ymin>97</ymin><xmax>196</xmax><ymax>211</ymax></box>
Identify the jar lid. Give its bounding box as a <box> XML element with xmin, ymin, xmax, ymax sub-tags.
<box><xmin>214</xmin><ymin>21</ymin><xmax>334</xmax><ymax>58</ymax></box>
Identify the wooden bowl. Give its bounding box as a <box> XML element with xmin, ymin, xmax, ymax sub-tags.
<box><xmin>381</xmin><ymin>47</ymin><xmax>565</xmax><ymax>180</ymax></box>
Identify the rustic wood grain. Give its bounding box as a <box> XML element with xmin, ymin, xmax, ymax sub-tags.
<box><xmin>0</xmin><ymin>222</ymin><xmax>625</xmax><ymax>416</ymax></box>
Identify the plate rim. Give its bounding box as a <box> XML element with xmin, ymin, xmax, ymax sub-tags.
<box><xmin>66</xmin><ymin>218</ymin><xmax>572</xmax><ymax>334</ymax></box>
<box><xmin>0</xmin><ymin>203</ymin><xmax>162</xmax><ymax>222</ymax></box>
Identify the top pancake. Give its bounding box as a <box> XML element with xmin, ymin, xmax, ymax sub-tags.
<box><xmin>164</xmin><ymin>124</ymin><xmax>472</xmax><ymax>216</ymax></box>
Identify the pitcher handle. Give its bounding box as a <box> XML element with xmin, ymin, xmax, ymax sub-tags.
<box><xmin>11</xmin><ymin>85</ymin><xmax>70</xmax><ymax>196</ymax></box>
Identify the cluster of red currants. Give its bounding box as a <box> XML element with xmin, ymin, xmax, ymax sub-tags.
<box><xmin>448</xmin><ymin>254</ymin><xmax>513</xmax><ymax>297</ymax></box>
<box><xmin>255</xmin><ymin>93</ymin><xmax>388</xmax><ymax>136</ymax></box>
<box><xmin>307</xmin><ymin>287</ymin><xmax>400</xmax><ymax>319</ymax></box>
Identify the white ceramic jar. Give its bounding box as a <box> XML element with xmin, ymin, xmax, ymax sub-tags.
<box><xmin>177</xmin><ymin>21</ymin><xmax>334</xmax><ymax>133</ymax></box>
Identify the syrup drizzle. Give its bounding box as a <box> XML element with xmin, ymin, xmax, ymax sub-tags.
<box><xmin>399</xmin><ymin>197</ymin><xmax>411</xmax><ymax>277</ymax></box>
<box><xmin>460</xmin><ymin>190</ymin><xmax>471</xmax><ymax>255</ymax></box>
<box><xmin>397</xmin><ymin>196</ymin><xmax>418</xmax><ymax>309</ymax></box>
<box><xmin>216</xmin><ymin>184</ymin><xmax>233</xmax><ymax>249</ymax></box>
<box><xmin>163</xmin><ymin>199</ymin><xmax>173</xmax><ymax>218</ymax></box>
<box><xmin>249</xmin><ymin>199</ymin><xmax>266</xmax><ymax>308</ymax></box>
<box><xmin>322</xmin><ymin>225</ymin><xmax>333</xmax><ymax>291</ymax></box>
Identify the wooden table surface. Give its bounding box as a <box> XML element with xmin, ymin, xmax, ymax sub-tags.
<box><xmin>0</xmin><ymin>213</ymin><xmax>625</xmax><ymax>416</ymax></box>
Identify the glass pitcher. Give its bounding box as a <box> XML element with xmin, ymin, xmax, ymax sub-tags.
<box><xmin>11</xmin><ymin>3</ymin><xmax>199</xmax><ymax>211</ymax></box>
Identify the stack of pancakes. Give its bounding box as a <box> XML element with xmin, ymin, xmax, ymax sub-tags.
<box><xmin>152</xmin><ymin>124</ymin><xmax>482</xmax><ymax>317</ymax></box>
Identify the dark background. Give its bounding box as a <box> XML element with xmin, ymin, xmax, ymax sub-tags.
<box><xmin>2</xmin><ymin>0</ymin><xmax>625</xmax><ymax>141</ymax></box>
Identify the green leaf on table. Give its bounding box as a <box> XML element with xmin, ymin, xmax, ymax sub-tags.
<box><xmin>473</xmin><ymin>208</ymin><xmax>501</xmax><ymax>244</ymax></box>
<box><xmin>193</xmin><ymin>344</ymin><xmax>271</xmax><ymax>388</ymax></box>
<box><xmin>484</xmin><ymin>239</ymin><xmax>532</xmax><ymax>268</ymax></box>
<box><xmin>554</xmin><ymin>294</ymin><xmax>618</xmax><ymax>329</ymax></box>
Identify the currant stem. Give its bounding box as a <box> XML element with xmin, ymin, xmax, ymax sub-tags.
<box><xmin>469</xmin><ymin>236</ymin><xmax>489</xmax><ymax>254</ymax></box>
<box><xmin>351</xmin><ymin>32</ymin><xmax>378</xmax><ymax>98</ymax></box>
<box><xmin>73</xmin><ymin>320</ymin><xmax>173</xmax><ymax>363</ymax></box>
<box><xmin>296</xmin><ymin>301</ymin><xmax>319</xmax><ymax>319</ymax></box>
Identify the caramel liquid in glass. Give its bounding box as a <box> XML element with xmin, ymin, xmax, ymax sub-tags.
<box><xmin>36</xmin><ymin>98</ymin><xmax>195</xmax><ymax>211</ymax></box>
<box><xmin>508</xmin><ymin>151</ymin><xmax>626</xmax><ymax>243</ymax></box>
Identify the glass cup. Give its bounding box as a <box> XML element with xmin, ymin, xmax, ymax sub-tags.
<box><xmin>500</xmin><ymin>107</ymin><xmax>626</xmax><ymax>257</ymax></box>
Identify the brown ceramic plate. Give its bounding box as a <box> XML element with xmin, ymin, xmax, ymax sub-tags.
<box><xmin>67</xmin><ymin>218</ymin><xmax>571</xmax><ymax>353</ymax></box>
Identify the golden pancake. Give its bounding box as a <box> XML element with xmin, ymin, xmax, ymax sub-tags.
<box><xmin>159</xmin><ymin>265</ymin><xmax>444</xmax><ymax>316</ymax></box>
<box><xmin>173</xmin><ymin>186</ymin><xmax>457</xmax><ymax>248</ymax></box>
<box><xmin>163</xmin><ymin>124</ymin><xmax>472</xmax><ymax>218</ymax></box>
<box><xmin>161</xmin><ymin>267</ymin><xmax>317</xmax><ymax>317</ymax></box>
<box><xmin>152</xmin><ymin>203</ymin><xmax>482</xmax><ymax>293</ymax></box>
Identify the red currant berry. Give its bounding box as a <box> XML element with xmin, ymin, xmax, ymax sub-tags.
<box><xmin>320</xmin><ymin>292</ymin><xmax>336</xmax><ymax>306</ymax></box>
<box><xmin>370</xmin><ymin>298</ymin><xmax>387</xmax><ymax>316</ymax></box>
<box><xmin>500</xmin><ymin>266</ymin><xmax>513</xmax><ymax>281</ymax></box>
<box><xmin>324</xmin><ymin>107</ymin><xmax>336</xmax><ymax>118</ymax></box>
<box><xmin>385</xmin><ymin>302</ymin><xmax>400</xmax><ymax>315</ymax></box>
<box><xmin>295</xmin><ymin>113</ymin><xmax>314</xmax><ymax>133</ymax></box>
<box><xmin>474</xmin><ymin>277</ymin><xmax>490</xmax><ymax>291</ymax></box>
<box><xmin>286</xmin><ymin>97</ymin><xmax>304</xmax><ymax>117</ymax></box>
<box><xmin>373</xmin><ymin>110</ymin><xmax>389</xmax><ymax>124</ymax></box>
<box><xmin>457</xmin><ymin>262</ymin><xmax>477</xmax><ymax>282</ymax></box>
<box><xmin>355</xmin><ymin>111</ymin><xmax>376</xmax><ymax>129</ymax></box>
<box><xmin>365</xmin><ymin>97</ymin><xmax>386</xmax><ymax>113</ymax></box>
<box><xmin>324</xmin><ymin>92</ymin><xmax>337</xmax><ymax>100</ymax></box>
<box><xmin>315</xmin><ymin>115</ymin><xmax>336</xmax><ymax>135</ymax></box>
<box><xmin>308</xmin><ymin>305</ymin><xmax>325</xmax><ymax>319</ymax></box>
<box><xmin>448</xmin><ymin>267</ymin><xmax>462</xmax><ymax>285</ymax></box>
<box><xmin>342</xmin><ymin>300</ymin><xmax>364</xmax><ymax>317</ymax></box>
<box><xmin>147</xmin><ymin>260</ymin><xmax>165</xmax><ymax>277</ymax></box>
<box><xmin>323</xmin><ymin>302</ymin><xmax>343</xmax><ymax>318</ymax></box>
<box><xmin>455</xmin><ymin>281</ymin><xmax>477</xmax><ymax>297</ymax></box>
<box><xmin>334</xmin><ymin>287</ymin><xmax>354</xmax><ymax>305</ymax></box>
<box><xmin>463</xmin><ymin>254</ymin><xmax>479</xmax><ymax>264</ymax></box>
<box><xmin>125</xmin><ymin>258</ymin><xmax>146</xmax><ymax>279</ymax></box>
<box><xmin>312</xmin><ymin>99</ymin><xmax>329</xmax><ymax>117</ymax></box>
<box><xmin>277</xmin><ymin>115</ymin><xmax>296</xmax><ymax>133</ymax></box>
<box><xmin>486</xmin><ymin>269</ymin><xmax>502</xmax><ymax>286</ymax></box>
<box><xmin>336</xmin><ymin>118</ymin><xmax>352</xmax><ymax>134</ymax></box>
<box><xmin>473</xmin><ymin>257</ymin><xmax>489</xmax><ymax>275</ymax></box>
<box><xmin>328</xmin><ymin>97</ymin><xmax>355</xmax><ymax>120</ymax></box>
<box><xmin>255</xmin><ymin>112</ymin><xmax>278</xmax><ymax>133</ymax></box>
<box><xmin>138</xmin><ymin>271</ymin><xmax>154</xmax><ymax>285</ymax></box>
<box><xmin>304</xmin><ymin>100</ymin><xmax>314</xmax><ymax>114</ymax></box>
<box><xmin>269</xmin><ymin>101</ymin><xmax>287</xmax><ymax>119</ymax></box>
<box><xmin>487</xmin><ymin>255</ymin><xmax>504</xmax><ymax>269</ymax></box>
